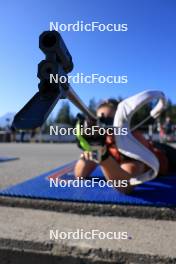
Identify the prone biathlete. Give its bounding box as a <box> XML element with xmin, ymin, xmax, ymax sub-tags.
<box><xmin>74</xmin><ymin>90</ymin><xmax>176</xmax><ymax>193</ymax></box>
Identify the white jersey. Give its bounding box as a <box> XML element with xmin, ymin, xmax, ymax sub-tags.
<box><xmin>113</xmin><ymin>90</ymin><xmax>167</xmax><ymax>185</ymax></box>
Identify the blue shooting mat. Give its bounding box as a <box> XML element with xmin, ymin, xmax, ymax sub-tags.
<box><xmin>0</xmin><ymin>156</ymin><xmax>19</xmax><ymax>162</ymax></box>
<box><xmin>0</xmin><ymin>161</ymin><xmax>175</xmax><ymax>207</ymax></box>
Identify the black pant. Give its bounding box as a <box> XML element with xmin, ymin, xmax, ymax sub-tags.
<box><xmin>153</xmin><ymin>142</ymin><xmax>176</xmax><ymax>173</ymax></box>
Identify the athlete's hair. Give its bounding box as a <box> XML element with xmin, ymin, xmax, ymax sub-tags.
<box><xmin>97</xmin><ymin>98</ymin><xmax>120</xmax><ymax>112</ymax></box>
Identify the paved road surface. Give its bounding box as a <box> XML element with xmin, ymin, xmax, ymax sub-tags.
<box><xmin>0</xmin><ymin>143</ymin><xmax>175</xmax><ymax>263</ymax></box>
<box><xmin>0</xmin><ymin>143</ymin><xmax>80</xmax><ymax>189</ymax></box>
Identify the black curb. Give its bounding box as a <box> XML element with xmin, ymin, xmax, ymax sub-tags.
<box><xmin>0</xmin><ymin>196</ymin><xmax>176</xmax><ymax>220</ymax></box>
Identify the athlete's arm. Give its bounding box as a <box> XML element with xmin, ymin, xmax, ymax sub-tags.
<box><xmin>100</xmin><ymin>156</ymin><xmax>146</xmax><ymax>193</ymax></box>
<box><xmin>74</xmin><ymin>156</ymin><xmax>97</xmax><ymax>179</ymax></box>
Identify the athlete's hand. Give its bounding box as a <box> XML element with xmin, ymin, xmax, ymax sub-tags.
<box><xmin>80</xmin><ymin>145</ymin><xmax>108</xmax><ymax>163</ymax></box>
<box><xmin>75</xmin><ymin>114</ymin><xmax>109</xmax><ymax>163</ymax></box>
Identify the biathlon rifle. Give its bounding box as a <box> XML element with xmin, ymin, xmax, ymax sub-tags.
<box><xmin>12</xmin><ymin>31</ymin><xmax>96</xmax><ymax>129</ymax></box>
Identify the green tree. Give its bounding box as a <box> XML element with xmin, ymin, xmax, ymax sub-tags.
<box><xmin>42</xmin><ymin>116</ymin><xmax>54</xmax><ymax>133</ymax></box>
<box><xmin>131</xmin><ymin>103</ymin><xmax>153</xmax><ymax>131</ymax></box>
<box><xmin>88</xmin><ymin>98</ymin><xmax>97</xmax><ymax>115</ymax></box>
<box><xmin>55</xmin><ymin>102</ymin><xmax>73</xmax><ymax>125</ymax></box>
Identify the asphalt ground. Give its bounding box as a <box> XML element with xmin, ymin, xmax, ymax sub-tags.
<box><xmin>0</xmin><ymin>142</ymin><xmax>176</xmax><ymax>263</ymax></box>
<box><xmin>0</xmin><ymin>143</ymin><xmax>81</xmax><ymax>189</ymax></box>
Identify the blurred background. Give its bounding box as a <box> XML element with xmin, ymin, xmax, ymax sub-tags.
<box><xmin>0</xmin><ymin>0</ymin><xmax>176</xmax><ymax>142</ymax></box>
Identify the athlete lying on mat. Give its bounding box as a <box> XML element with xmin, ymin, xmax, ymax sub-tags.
<box><xmin>74</xmin><ymin>92</ymin><xmax>176</xmax><ymax>193</ymax></box>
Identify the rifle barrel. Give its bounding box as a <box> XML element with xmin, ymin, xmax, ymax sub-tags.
<box><xmin>67</xmin><ymin>85</ymin><xmax>97</xmax><ymax>121</ymax></box>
